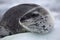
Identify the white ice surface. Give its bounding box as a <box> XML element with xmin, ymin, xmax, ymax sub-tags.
<box><xmin>0</xmin><ymin>0</ymin><xmax>60</xmax><ymax>40</ymax></box>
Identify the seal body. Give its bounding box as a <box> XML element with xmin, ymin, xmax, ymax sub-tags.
<box><xmin>0</xmin><ymin>4</ymin><xmax>54</xmax><ymax>38</ymax></box>
<box><xmin>0</xmin><ymin>4</ymin><xmax>40</xmax><ymax>38</ymax></box>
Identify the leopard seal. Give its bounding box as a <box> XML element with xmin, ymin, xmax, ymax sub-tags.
<box><xmin>0</xmin><ymin>4</ymin><xmax>54</xmax><ymax>38</ymax></box>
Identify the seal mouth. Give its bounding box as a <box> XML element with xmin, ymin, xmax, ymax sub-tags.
<box><xmin>19</xmin><ymin>7</ymin><xmax>54</xmax><ymax>33</ymax></box>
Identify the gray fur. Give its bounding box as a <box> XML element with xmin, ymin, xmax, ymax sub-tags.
<box><xmin>0</xmin><ymin>4</ymin><xmax>54</xmax><ymax>38</ymax></box>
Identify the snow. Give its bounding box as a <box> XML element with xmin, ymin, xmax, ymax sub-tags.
<box><xmin>0</xmin><ymin>0</ymin><xmax>60</xmax><ymax>40</ymax></box>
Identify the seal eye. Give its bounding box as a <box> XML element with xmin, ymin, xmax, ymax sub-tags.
<box><xmin>31</xmin><ymin>13</ymin><xmax>39</xmax><ymax>18</ymax></box>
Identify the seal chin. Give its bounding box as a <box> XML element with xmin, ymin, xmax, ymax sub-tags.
<box><xmin>19</xmin><ymin>7</ymin><xmax>54</xmax><ymax>34</ymax></box>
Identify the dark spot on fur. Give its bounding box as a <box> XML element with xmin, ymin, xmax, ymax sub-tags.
<box><xmin>41</xmin><ymin>18</ymin><xmax>43</xmax><ymax>19</ymax></box>
<box><xmin>40</xmin><ymin>22</ymin><xmax>41</xmax><ymax>23</ymax></box>
<box><xmin>42</xmin><ymin>25</ymin><xmax>45</xmax><ymax>28</ymax></box>
<box><xmin>42</xmin><ymin>25</ymin><xmax>48</xmax><ymax>31</ymax></box>
<box><xmin>45</xmin><ymin>16</ymin><xmax>48</xmax><ymax>18</ymax></box>
<box><xmin>9</xmin><ymin>32</ymin><xmax>12</xmax><ymax>35</ymax></box>
<box><xmin>49</xmin><ymin>25</ymin><xmax>51</xmax><ymax>27</ymax></box>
